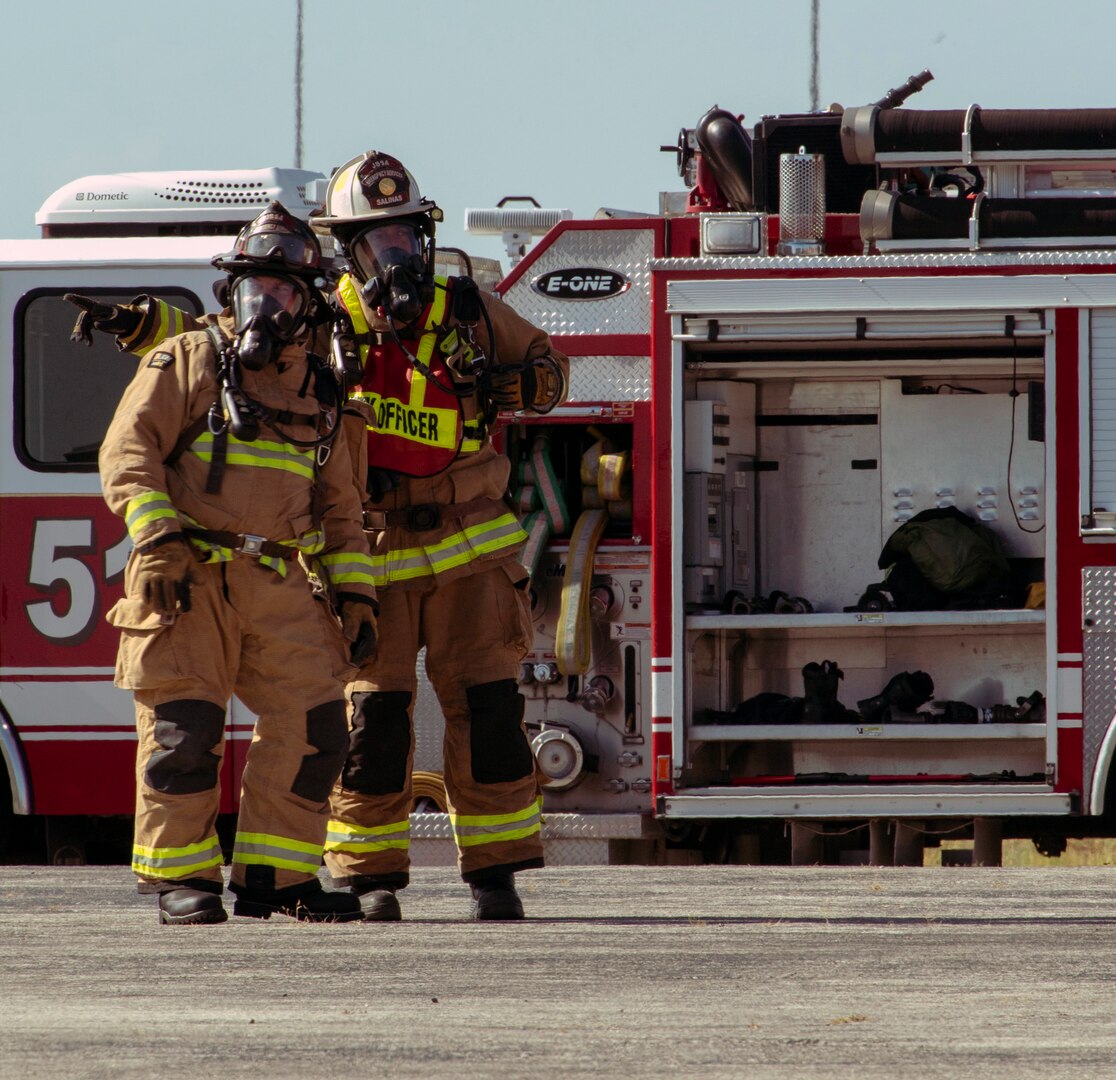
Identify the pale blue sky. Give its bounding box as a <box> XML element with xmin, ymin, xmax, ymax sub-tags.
<box><xmin>3</xmin><ymin>0</ymin><xmax>1114</xmax><ymax>265</ymax></box>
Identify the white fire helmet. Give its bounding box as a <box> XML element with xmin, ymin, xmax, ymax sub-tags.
<box><xmin>313</xmin><ymin>151</ymin><xmax>442</xmax><ymax>240</ymax></box>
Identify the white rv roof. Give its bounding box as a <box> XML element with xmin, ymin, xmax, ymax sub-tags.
<box><xmin>0</xmin><ymin>234</ymin><xmax>239</xmax><ymax>270</ymax></box>
<box><xmin>36</xmin><ymin>167</ymin><xmax>327</xmax><ymax>227</ymax></box>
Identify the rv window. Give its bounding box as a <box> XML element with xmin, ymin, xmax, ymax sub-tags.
<box><xmin>16</xmin><ymin>289</ymin><xmax>203</xmax><ymax>471</ymax></box>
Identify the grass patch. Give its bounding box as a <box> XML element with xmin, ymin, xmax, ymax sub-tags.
<box><xmin>924</xmin><ymin>837</ymin><xmax>1116</xmax><ymax>867</ymax></box>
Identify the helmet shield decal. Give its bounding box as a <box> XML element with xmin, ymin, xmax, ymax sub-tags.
<box><xmin>356</xmin><ymin>154</ymin><xmax>411</xmax><ymax>211</ymax></box>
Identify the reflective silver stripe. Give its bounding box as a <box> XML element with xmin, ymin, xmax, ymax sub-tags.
<box><xmin>232</xmin><ymin>832</ymin><xmax>323</xmax><ymax>873</ymax></box>
<box><xmin>125</xmin><ymin>491</ymin><xmax>178</xmax><ymax>540</ymax></box>
<box><xmin>450</xmin><ymin>801</ymin><xmax>542</xmax><ymax>849</ymax></box>
<box><xmin>370</xmin><ymin>513</ymin><xmax>527</xmax><ymax>585</ymax></box>
<box><xmin>324</xmin><ymin>818</ymin><xmax>410</xmax><ymax>852</ymax></box>
<box><xmin>131</xmin><ymin>835</ymin><xmax>223</xmax><ymax>878</ymax></box>
<box><xmin>318</xmin><ymin>552</ymin><xmax>378</xmax><ymax>589</ymax></box>
<box><xmin>190</xmin><ymin>432</ymin><xmax>316</xmax><ymax>480</ymax></box>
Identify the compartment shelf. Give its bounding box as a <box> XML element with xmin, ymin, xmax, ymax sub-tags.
<box><xmin>686</xmin><ymin>610</ymin><xmax>1045</xmax><ymax>632</ymax></box>
<box><xmin>688</xmin><ymin>722</ymin><xmax>1046</xmax><ymax>742</ymax></box>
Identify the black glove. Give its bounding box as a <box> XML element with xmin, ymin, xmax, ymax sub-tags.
<box><xmin>336</xmin><ymin>592</ymin><xmax>378</xmax><ymax>664</ymax></box>
<box><xmin>64</xmin><ymin>293</ymin><xmax>144</xmax><ymax>347</ymax></box>
<box><xmin>367</xmin><ymin>467</ymin><xmax>402</xmax><ymax>503</ymax></box>
<box><xmin>134</xmin><ymin>533</ymin><xmax>195</xmax><ymax>616</ymax></box>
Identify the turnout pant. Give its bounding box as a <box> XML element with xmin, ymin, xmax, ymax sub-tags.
<box><xmin>325</xmin><ymin>565</ymin><xmax>544</xmax><ymax>887</ymax></box>
<box><xmin>112</xmin><ymin>556</ymin><xmax>352</xmax><ymax>894</ymax></box>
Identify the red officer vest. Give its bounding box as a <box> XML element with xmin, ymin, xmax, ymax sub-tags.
<box><xmin>338</xmin><ymin>274</ymin><xmax>476</xmax><ymax>477</ymax></box>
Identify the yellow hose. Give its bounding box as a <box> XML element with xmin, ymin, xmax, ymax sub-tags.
<box><xmin>411</xmin><ymin>770</ymin><xmax>448</xmax><ymax>812</ymax></box>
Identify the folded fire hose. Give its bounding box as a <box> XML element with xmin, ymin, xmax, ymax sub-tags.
<box><xmin>513</xmin><ymin>428</ymin><xmax>631</xmax><ymax>676</ymax></box>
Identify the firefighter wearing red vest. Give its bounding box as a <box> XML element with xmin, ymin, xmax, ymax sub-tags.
<box><xmin>313</xmin><ymin>152</ymin><xmax>569</xmax><ymax>921</ymax></box>
<box><xmin>99</xmin><ymin>203</ymin><xmax>379</xmax><ymax>925</ymax></box>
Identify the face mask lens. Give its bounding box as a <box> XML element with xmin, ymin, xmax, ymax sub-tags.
<box><xmin>231</xmin><ymin>275</ymin><xmax>305</xmax><ymax>334</ymax></box>
<box><xmin>351</xmin><ymin>223</ymin><xmax>421</xmax><ymax>281</ymax></box>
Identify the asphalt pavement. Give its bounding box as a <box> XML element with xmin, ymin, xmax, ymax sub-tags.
<box><xmin>2</xmin><ymin>864</ymin><xmax>1116</xmax><ymax>1079</ymax></box>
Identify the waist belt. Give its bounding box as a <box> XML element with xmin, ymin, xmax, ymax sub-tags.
<box><xmin>183</xmin><ymin>527</ymin><xmax>298</xmax><ymax>560</ymax></box>
<box><xmin>362</xmin><ymin>497</ymin><xmax>507</xmax><ymax>533</ymax></box>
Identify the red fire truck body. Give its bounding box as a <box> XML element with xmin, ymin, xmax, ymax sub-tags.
<box><xmin>8</xmin><ymin>95</ymin><xmax>1116</xmax><ymax>865</ymax></box>
<box><xmin>490</xmin><ymin>97</ymin><xmax>1116</xmax><ymax>863</ymax></box>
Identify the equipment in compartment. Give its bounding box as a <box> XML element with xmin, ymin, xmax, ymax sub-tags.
<box><xmin>683</xmin><ymin>382</ymin><xmax>756</xmax><ymax>608</ymax></box>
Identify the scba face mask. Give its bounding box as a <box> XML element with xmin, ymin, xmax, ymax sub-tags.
<box><xmin>352</xmin><ymin>223</ymin><xmax>427</xmax><ymax>325</ymax></box>
<box><xmin>231</xmin><ymin>273</ymin><xmax>310</xmax><ymax>370</ymax></box>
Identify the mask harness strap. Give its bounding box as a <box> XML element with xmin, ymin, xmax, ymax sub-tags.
<box><xmin>383</xmin><ymin>278</ymin><xmax>492</xmax><ymax>401</ymax></box>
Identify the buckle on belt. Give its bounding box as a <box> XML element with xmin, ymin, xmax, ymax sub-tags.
<box><xmin>236</xmin><ymin>534</ymin><xmax>266</xmax><ymax>556</ymax></box>
<box><xmin>406</xmin><ymin>504</ymin><xmax>441</xmax><ymax>531</ymax></box>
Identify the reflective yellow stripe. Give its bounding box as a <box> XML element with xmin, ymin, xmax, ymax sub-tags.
<box><xmin>149</xmin><ymin>300</ymin><xmax>172</xmax><ymax>359</ymax></box>
<box><xmin>338</xmin><ymin>273</ymin><xmax>372</xmax><ymax>369</ymax></box>
<box><xmin>318</xmin><ymin>551</ymin><xmax>378</xmax><ymax>589</ymax></box>
<box><xmin>290</xmin><ymin>529</ymin><xmax>325</xmax><ymax>555</ymax></box>
<box><xmin>127</xmin><ymin>298</ymin><xmax>189</xmax><ymax>358</ymax></box>
<box><xmin>415</xmin><ymin>280</ymin><xmax>448</xmax><ymax>369</ymax></box>
<box><xmin>461</xmin><ymin>421</ymin><xmax>484</xmax><ymax>454</ymax></box>
<box><xmin>232</xmin><ymin>830</ymin><xmax>323</xmax><ymax>873</ymax></box>
<box><xmin>451</xmin><ymin>800</ymin><xmax>542</xmax><ymax>829</ymax></box>
<box><xmin>132</xmin><ymin>835</ymin><xmax>223</xmax><ymax>878</ymax></box>
<box><xmin>455</xmin><ymin>823</ymin><xmax>541</xmax><ymax>848</ymax></box>
<box><xmin>369</xmin><ymin>513</ymin><xmax>527</xmax><ymax>586</ymax></box>
<box><xmin>450</xmin><ymin>799</ymin><xmax>542</xmax><ymax>849</ymax></box>
<box><xmin>324</xmin><ymin>818</ymin><xmax>410</xmax><ymax>853</ymax></box>
<box><xmin>125</xmin><ymin>491</ymin><xmax>179</xmax><ymax>540</ymax></box>
<box><xmin>190</xmin><ymin>431</ymin><xmax>316</xmax><ymax>480</ymax></box>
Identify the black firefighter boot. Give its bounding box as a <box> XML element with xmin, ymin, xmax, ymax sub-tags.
<box><xmin>800</xmin><ymin>660</ymin><xmax>848</xmax><ymax>724</ymax></box>
<box><xmin>157</xmin><ymin>884</ymin><xmax>227</xmax><ymax>926</ymax></box>
<box><xmin>857</xmin><ymin>670</ymin><xmax>935</xmax><ymax>724</ymax></box>
<box><xmin>344</xmin><ymin>879</ymin><xmax>403</xmax><ymax>922</ymax></box>
<box><xmin>231</xmin><ymin>878</ymin><xmax>363</xmax><ymax>922</ymax></box>
<box><xmin>469</xmin><ymin>873</ymin><xmax>525</xmax><ymax>921</ymax></box>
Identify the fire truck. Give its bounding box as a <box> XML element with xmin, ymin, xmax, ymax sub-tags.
<box><xmin>6</xmin><ymin>78</ymin><xmax>1116</xmax><ymax>866</ymax></box>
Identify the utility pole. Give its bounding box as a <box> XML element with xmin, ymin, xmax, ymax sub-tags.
<box><xmin>809</xmin><ymin>0</ymin><xmax>820</xmax><ymax>111</ymax></box>
<box><xmin>294</xmin><ymin>0</ymin><xmax>304</xmax><ymax>168</ymax></box>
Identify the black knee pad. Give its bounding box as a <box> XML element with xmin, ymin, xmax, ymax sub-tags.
<box><xmin>291</xmin><ymin>700</ymin><xmax>349</xmax><ymax>802</ymax></box>
<box><xmin>467</xmin><ymin>679</ymin><xmax>533</xmax><ymax>784</ymax></box>
<box><xmin>341</xmin><ymin>690</ymin><xmax>412</xmax><ymax>795</ymax></box>
<box><xmin>145</xmin><ymin>699</ymin><xmax>225</xmax><ymax>795</ymax></box>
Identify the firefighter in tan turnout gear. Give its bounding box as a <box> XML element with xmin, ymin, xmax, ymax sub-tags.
<box><xmin>99</xmin><ymin>203</ymin><xmax>378</xmax><ymax>925</ymax></box>
<box><xmin>314</xmin><ymin>152</ymin><xmax>569</xmax><ymax>920</ymax></box>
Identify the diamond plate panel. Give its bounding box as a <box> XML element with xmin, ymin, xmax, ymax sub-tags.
<box><xmin>408</xmin><ymin>837</ymin><xmax>609</xmax><ymax>866</ymax></box>
<box><xmin>501</xmin><ymin>227</ymin><xmax>655</xmax><ymax>335</ymax></box>
<box><xmin>407</xmin><ymin>812</ymin><xmax>640</xmax><ymax>866</ymax></box>
<box><xmin>1081</xmin><ymin>567</ymin><xmax>1116</xmax><ymax>807</ymax></box>
<box><xmin>653</xmin><ymin>249</ymin><xmax>1116</xmax><ymax>272</ymax></box>
<box><xmin>407</xmin><ymin>812</ymin><xmax>644</xmax><ymax>840</ymax></box>
<box><xmin>569</xmin><ymin>355</ymin><xmax>651</xmax><ymax>402</ymax></box>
